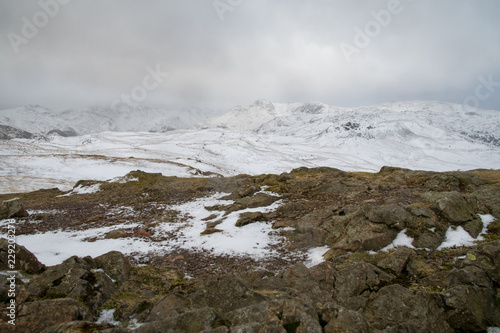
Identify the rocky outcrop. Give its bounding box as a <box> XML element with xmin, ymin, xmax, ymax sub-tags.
<box><xmin>0</xmin><ymin>198</ymin><xmax>29</xmax><ymax>219</ymax></box>
<box><xmin>0</xmin><ymin>124</ymin><xmax>34</xmax><ymax>140</ymax></box>
<box><xmin>17</xmin><ymin>298</ymin><xmax>88</xmax><ymax>333</ymax></box>
<box><xmin>23</xmin><ymin>255</ymin><xmax>119</xmax><ymax>316</ymax></box>
<box><xmin>0</xmin><ymin>238</ymin><xmax>45</xmax><ymax>274</ymax></box>
<box><xmin>3</xmin><ymin>167</ymin><xmax>500</xmax><ymax>332</ymax></box>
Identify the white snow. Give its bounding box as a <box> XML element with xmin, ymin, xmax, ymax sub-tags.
<box><xmin>14</xmin><ymin>192</ymin><xmax>293</xmax><ymax>266</ymax></box>
<box><xmin>437</xmin><ymin>214</ymin><xmax>497</xmax><ymax>250</ymax></box>
<box><xmin>58</xmin><ymin>183</ymin><xmax>101</xmax><ymax>196</ymax></box>
<box><xmin>96</xmin><ymin>309</ymin><xmax>119</xmax><ymax>326</ymax></box>
<box><xmin>304</xmin><ymin>246</ymin><xmax>330</xmax><ymax>268</ymax></box>
<box><xmin>1</xmin><ymin>100</ymin><xmax>499</xmax><ymax>194</ymax></box>
<box><xmin>380</xmin><ymin>229</ymin><xmax>415</xmax><ymax>252</ymax></box>
<box><xmin>437</xmin><ymin>226</ymin><xmax>476</xmax><ymax>250</ymax></box>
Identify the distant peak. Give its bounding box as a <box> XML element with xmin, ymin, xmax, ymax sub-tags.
<box><xmin>251</xmin><ymin>99</ymin><xmax>275</xmax><ymax>111</ymax></box>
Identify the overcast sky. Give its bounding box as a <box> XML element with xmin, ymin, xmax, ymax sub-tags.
<box><xmin>1</xmin><ymin>0</ymin><xmax>499</xmax><ymax>112</ymax></box>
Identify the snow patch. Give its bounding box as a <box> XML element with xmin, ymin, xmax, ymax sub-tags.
<box><xmin>96</xmin><ymin>309</ymin><xmax>119</xmax><ymax>326</ymax></box>
<box><xmin>58</xmin><ymin>183</ymin><xmax>101</xmax><ymax>196</ymax></box>
<box><xmin>381</xmin><ymin>229</ymin><xmax>415</xmax><ymax>252</ymax></box>
<box><xmin>304</xmin><ymin>246</ymin><xmax>329</xmax><ymax>268</ymax></box>
<box><xmin>438</xmin><ymin>214</ymin><xmax>496</xmax><ymax>250</ymax></box>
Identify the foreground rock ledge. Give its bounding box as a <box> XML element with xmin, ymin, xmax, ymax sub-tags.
<box><xmin>0</xmin><ymin>166</ymin><xmax>499</xmax><ymax>332</ymax></box>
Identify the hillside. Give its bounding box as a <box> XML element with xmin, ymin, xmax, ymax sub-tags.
<box><xmin>1</xmin><ymin>167</ymin><xmax>500</xmax><ymax>331</ymax></box>
<box><xmin>0</xmin><ymin>104</ymin><xmax>219</xmax><ymax>137</ymax></box>
<box><xmin>1</xmin><ymin>100</ymin><xmax>499</xmax><ymax>193</ymax></box>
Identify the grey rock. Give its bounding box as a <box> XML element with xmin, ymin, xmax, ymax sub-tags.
<box><xmin>17</xmin><ymin>298</ymin><xmax>88</xmax><ymax>333</ymax></box>
<box><xmin>135</xmin><ymin>307</ymin><xmax>223</xmax><ymax>333</ymax></box>
<box><xmin>0</xmin><ymin>198</ymin><xmax>29</xmax><ymax>219</ymax></box>
<box><xmin>423</xmin><ymin>191</ymin><xmax>476</xmax><ymax>224</ymax></box>
<box><xmin>25</xmin><ymin>256</ymin><xmax>117</xmax><ymax>314</ymax></box>
<box><xmin>0</xmin><ymin>237</ymin><xmax>45</xmax><ymax>274</ymax></box>
<box><xmin>332</xmin><ymin>262</ymin><xmax>395</xmax><ymax>310</ymax></box>
<box><xmin>94</xmin><ymin>251</ymin><xmax>131</xmax><ymax>284</ymax></box>
<box><xmin>377</xmin><ymin>247</ymin><xmax>414</xmax><ymax>276</ymax></box>
<box><xmin>363</xmin><ymin>284</ymin><xmax>453</xmax><ymax>332</ymax></box>
<box><xmin>444</xmin><ymin>285</ymin><xmax>500</xmax><ymax>331</ymax></box>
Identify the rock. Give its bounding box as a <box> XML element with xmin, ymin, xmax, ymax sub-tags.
<box><xmin>224</xmin><ymin>301</ymin><xmax>281</xmax><ymax>327</ymax></box>
<box><xmin>17</xmin><ymin>298</ymin><xmax>88</xmax><ymax>333</ymax></box>
<box><xmin>0</xmin><ymin>238</ymin><xmax>45</xmax><ymax>274</ymax></box>
<box><xmin>134</xmin><ymin>229</ymin><xmax>152</xmax><ymax>237</ymax></box>
<box><xmin>105</xmin><ymin>230</ymin><xmax>129</xmax><ymax>239</ymax></box>
<box><xmin>377</xmin><ymin>247</ymin><xmax>414</xmax><ymax>276</ymax></box>
<box><xmin>463</xmin><ymin>218</ymin><xmax>484</xmax><ymax>238</ymax></box>
<box><xmin>412</xmin><ymin>230</ymin><xmax>445</xmax><ymax>249</ymax></box>
<box><xmin>444</xmin><ymin>285</ymin><xmax>500</xmax><ymax>331</ymax></box>
<box><xmin>41</xmin><ymin>321</ymin><xmax>113</xmax><ymax>333</ymax></box>
<box><xmin>365</xmin><ymin>204</ymin><xmax>410</xmax><ymax>230</ymax></box>
<box><xmin>25</xmin><ymin>256</ymin><xmax>117</xmax><ymax>314</ymax></box>
<box><xmin>363</xmin><ymin>284</ymin><xmax>453</xmax><ymax>332</ymax></box>
<box><xmin>135</xmin><ymin>307</ymin><xmax>224</xmax><ymax>333</ymax></box>
<box><xmin>469</xmin><ymin>187</ymin><xmax>500</xmax><ymax>217</ymax></box>
<box><xmin>455</xmin><ymin>240</ymin><xmax>500</xmax><ymax>282</ymax></box>
<box><xmin>323</xmin><ymin>303</ymin><xmax>371</xmax><ymax>333</ymax></box>
<box><xmin>423</xmin><ymin>191</ymin><xmax>476</xmax><ymax>224</ymax></box>
<box><xmin>281</xmin><ymin>299</ymin><xmax>322</xmax><ymax>333</ymax></box>
<box><xmin>323</xmin><ymin>207</ymin><xmax>401</xmax><ymax>252</ymax></box>
<box><xmin>145</xmin><ymin>294</ymin><xmax>188</xmax><ymax>322</ymax></box>
<box><xmin>0</xmin><ymin>124</ymin><xmax>35</xmax><ymax>140</ymax></box>
<box><xmin>189</xmin><ymin>277</ymin><xmax>267</xmax><ymax>314</ymax></box>
<box><xmin>94</xmin><ymin>251</ymin><xmax>131</xmax><ymax>284</ymax></box>
<box><xmin>235</xmin><ymin>193</ymin><xmax>279</xmax><ymax>210</ymax></box>
<box><xmin>235</xmin><ymin>212</ymin><xmax>265</xmax><ymax>227</ymax></box>
<box><xmin>230</xmin><ymin>322</ymin><xmax>284</xmax><ymax>333</ymax></box>
<box><xmin>447</xmin><ymin>266</ymin><xmax>493</xmax><ymax>289</ymax></box>
<box><xmin>332</xmin><ymin>262</ymin><xmax>395</xmax><ymax>310</ymax></box>
<box><xmin>201</xmin><ymin>228</ymin><xmax>224</xmax><ymax>235</ymax></box>
<box><xmin>0</xmin><ymin>198</ymin><xmax>29</xmax><ymax>219</ymax></box>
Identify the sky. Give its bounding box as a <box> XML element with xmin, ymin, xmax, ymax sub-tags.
<box><xmin>1</xmin><ymin>0</ymin><xmax>500</xmax><ymax>112</ymax></box>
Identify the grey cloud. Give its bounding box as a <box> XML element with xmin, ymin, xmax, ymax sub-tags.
<box><xmin>1</xmin><ymin>0</ymin><xmax>499</xmax><ymax>111</ymax></box>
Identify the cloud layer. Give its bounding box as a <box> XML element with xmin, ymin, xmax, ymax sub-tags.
<box><xmin>1</xmin><ymin>0</ymin><xmax>499</xmax><ymax>111</ymax></box>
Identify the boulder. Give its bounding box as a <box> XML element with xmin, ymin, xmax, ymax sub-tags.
<box><xmin>363</xmin><ymin>284</ymin><xmax>453</xmax><ymax>332</ymax></box>
<box><xmin>0</xmin><ymin>238</ymin><xmax>45</xmax><ymax>274</ymax></box>
<box><xmin>444</xmin><ymin>285</ymin><xmax>500</xmax><ymax>331</ymax></box>
<box><xmin>17</xmin><ymin>298</ymin><xmax>88</xmax><ymax>333</ymax></box>
<box><xmin>188</xmin><ymin>277</ymin><xmax>267</xmax><ymax>313</ymax></box>
<box><xmin>377</xmin><ymin>247</ymin><xmax>414</xmax><ymax>276</ymax></box>
<box><xmin>332</xmin><ymin>262</ymin><xmax>395</xmax><ymax>310</ymax></box>
<box><xmin>364</xmin><ymin>204</ymin><xmax>410</xmax><ymax>230</ymax></box>
<box><xmin>423</xmin><ymin>192</ymin><xmax>476</xmax><ymax>224</ymax></box>
<box><xmin>235</xmin><ymin>212</ymin><xmax>265</xmax><ymax>227</ymax></box>
<box><xmin>0</xmin><ymin>198</ymin><xmax>29</xmax><ymax>219</ymax></box>
<box><xmin>224</xmin><ymin>301</ymin><xmax>281</xmax><ymax>327</ymax></box>
<box><xmin>322</xmin><ymin>303</ymin><xmax>371</xmax><ymax>333</ymax></box>
<box><xmin>145</xmin><ymin>294</ymin><xmax>188</xmax><ymax>322</ymax></box>
<box><xmin>281</xmin><ymin>299</ymin><xmax>322</xmax><ymax>333</ymax></box>
<box><xmin>469</xmin><ymin>187</ymin><xmax>500</xmax><ymax>217</ymax></box>
<box><xmin>94</xmin><ymin>251</ymin><xmax>131</xmax><ymax>284</ymax></box>
<box><xmin>455</xmin><ymin>240</ymin><xmax>500</xmax><ymax>282</ymax></box>
<box><xmin>324</xmin><ymin>208</ymin><xmax>400</xmax><ymax>252</ymax></box>
<box><xmin>25</xmin><ymin>256</ymin><xmax>117</xmax><ymax>314</ymax></box>
<box><xmin>105</xmin><ymin>230</ymin><xmax>128</xmax><ymax>239</ymax></box>
<box><xmin>135</xmin><ymin>307</ymin><xmax>224</xmax><ymax>333</ymax></box>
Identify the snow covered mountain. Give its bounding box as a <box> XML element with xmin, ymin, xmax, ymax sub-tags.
<box><xmin>200</xmin><ymin>99</ymin><xmax>500</xmax><ymax>148</ymax></box>
<box><xmin>1</xmin><ymin>100</ymin><xmax>499</xmax><ymax>193</ymax></box>
<box><xmin>0</xmin><ymin>104</ymin><xmax>220</xmax><ymax>137</ymax></box>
